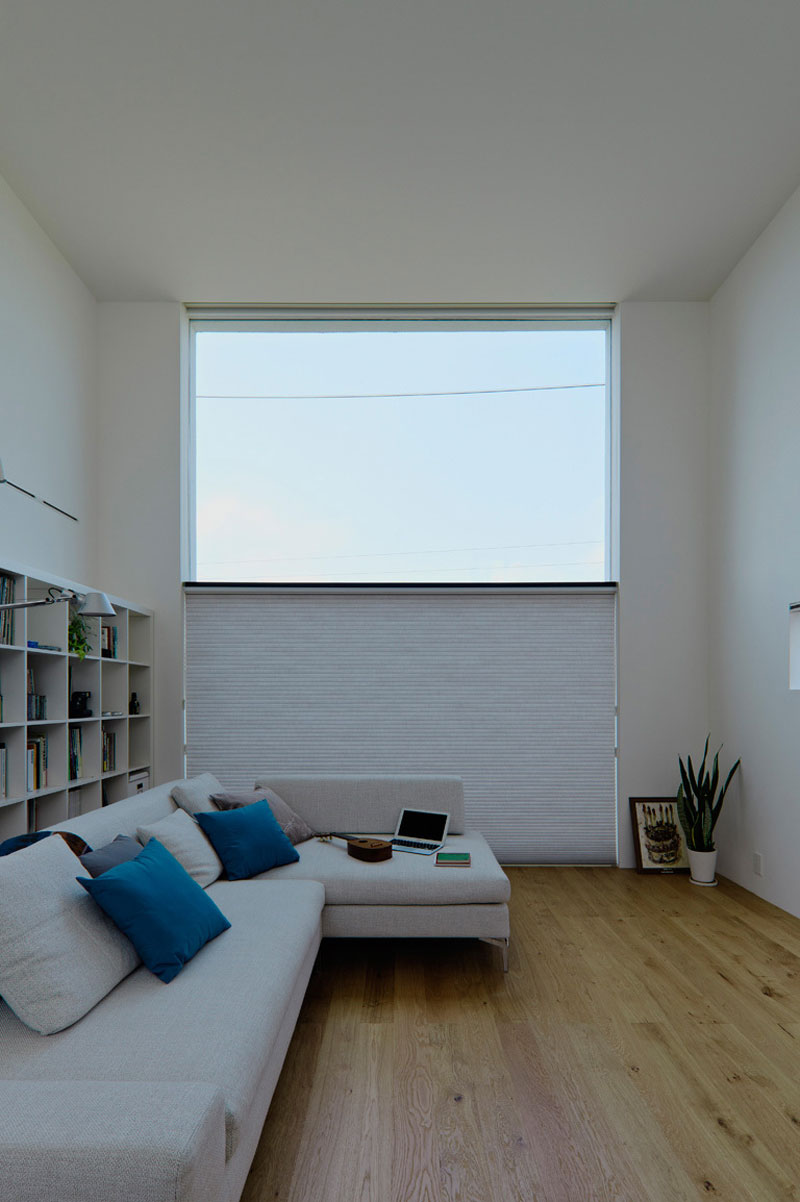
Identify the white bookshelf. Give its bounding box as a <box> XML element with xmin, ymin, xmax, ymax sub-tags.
<box><xmin>0</xmin><ymin>560</ymin><xmax>153</xmax><ymax>841</ymax></box>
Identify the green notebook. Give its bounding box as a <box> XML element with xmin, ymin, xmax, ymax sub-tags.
<box><xmin>435</xmin><ymin>850</ymin><xmax>471</xmax><ymax>867</ymax></box>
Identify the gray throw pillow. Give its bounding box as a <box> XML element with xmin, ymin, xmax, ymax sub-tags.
<box><xmin>211</xmin><ymin>787</ymin><xmax>316</xmax><ymax>845</ymax></box>
<box><xmin>136</xmin><ymin>809</ymin><xmax>222</xmax><ymax>888</ymax></box>
<box><xmin>170</xmin><ymin>772</ymin><xmax>223</xmax><ymax>815</ymax></box>
<box><xmin>79</xmin><ymin>834</ymin><xmax>142</xmax><ymax>878</ymax></box>
<box><xmin>0</xmin><ymin>835</ymin><xmax>140</xmax><ymax>1034</ymax></box>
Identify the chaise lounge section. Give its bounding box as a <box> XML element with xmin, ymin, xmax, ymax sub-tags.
<box><xmin>252</xmin><ymin>774</ymin><xmax>510</xmax><ymax>960</ymax></box>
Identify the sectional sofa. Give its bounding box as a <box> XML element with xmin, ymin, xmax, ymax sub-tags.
<box><xmin>0</xmin><ymin>773</ymin><xmax>510</xmax><ymax>1202</ymax></box>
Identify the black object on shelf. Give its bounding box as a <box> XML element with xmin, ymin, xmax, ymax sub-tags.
<box><xmin>129</xmin><ymin>692</ymin><xmax>140</xmax><ymax>715</ymax></box>
<box><xmin>70</xmin><ymin>691</ymin><xmax>92</xmax><ymax>718</ymax></box>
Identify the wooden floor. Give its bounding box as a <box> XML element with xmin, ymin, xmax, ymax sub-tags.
<box><xmin>242</xmin><ymin>868</ymin><xmax>800</xmax><ymax>1202</ymax></box>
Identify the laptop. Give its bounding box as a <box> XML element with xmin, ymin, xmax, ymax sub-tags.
<box><xmin>391</xmin><ymin>808</ymin><xmax>450</xmax><ymax>855</ymax></box>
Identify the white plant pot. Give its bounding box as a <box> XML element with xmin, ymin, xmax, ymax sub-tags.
<box><xmin>688</xmin><ymin>848</ymin><xmax>718</xmax><ymax>886</ymax></box>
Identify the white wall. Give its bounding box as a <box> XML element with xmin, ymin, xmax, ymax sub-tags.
<box><xmin>709</xmin><ymin>184</ymin><xmax>800</xmax><ymax>916</ymax></box>
<box><xmin>95</xmin><ymin>303</ymin><xmax>185</xmax><ymax>785</ymax></box>
<box><xmin>0</xmin><ymin>174</ymin><xmax>97</xmax><ymax>581</ymax></box>
<box><xmin>616</xmin><ymin>302</ymin><xmax>710</xmax><ymax>867</ymax></box>
<box><xmin>1</xmin><ymin>156</ymin><xmax>793</xmax><ymax>894</ymax></box>
<box><xmin>89</xmin><ymin>300</ymin><xmax>713</xmax><ymax>853</ymax></box>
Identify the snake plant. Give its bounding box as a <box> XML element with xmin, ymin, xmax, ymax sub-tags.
<box><xmin>676</xmin><ymin>736</ymin><xmax>740</xmax><ymax>852</ymax></box>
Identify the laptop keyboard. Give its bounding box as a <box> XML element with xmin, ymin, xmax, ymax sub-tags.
<box><xmin>393</xmin><ymin>838</ymin><xmax>436</xmax><ymax>849</ymax></box>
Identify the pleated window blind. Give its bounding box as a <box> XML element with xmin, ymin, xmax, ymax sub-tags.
<box><xmin>184</xmin><ymin>585</ymin><xmax>617</xmax><ymax>863</ymax></box>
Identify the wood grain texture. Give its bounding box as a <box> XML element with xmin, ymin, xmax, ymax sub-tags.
<box><xmin>241</xmin><ymin>869</ymin><xmax>800</xmax><ymax>1201</ymax></box>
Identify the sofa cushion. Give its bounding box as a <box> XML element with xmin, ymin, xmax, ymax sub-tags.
<box><xmin>0</xmin><ymin>880</ymin><xmax>325</xmax><ymax>1161</ymax></box>
<box><xmin>0</xmin><ymin>835</ymin><xmax>140</xmax><ymax>1034</ymax></box>
<box><xmin>196</xmin><ymin>801</ymin><xmax>299</xmax><ymax>879</ymax></box>
<box><xmin>257</xmin><ymin>831</ymin><xmax>510</xmax><ymax>905</ymax></box>
<box><xmin>78</xmin><ymin>840</ymin><xmax>231</xmax><ymax>983</ymax></box>
<box><xmin>79</xmin><ymin>834</ymin><xmax>143</xmax><ymax>877</ymax></box>
<box><xmin>211</xmin><ymin>787</ymin><xmax>316</xmax><ymax>845</ymax></box>
<box><xmin>136</xmin><ymin>809</ymin><xmax>222</xmax><ymax>887</ymax></box>
<box><xmin>170</xmin><ymin>773</ymin><xmax>223</xmax><ymax>816</ymax></box>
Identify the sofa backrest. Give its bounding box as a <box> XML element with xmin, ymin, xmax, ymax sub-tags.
<box><xmin>46</xmin><ymin>773</ymin><xmax>465</xmax><ymax>848</ymax></box>
<box><xmin>48</xmin><ymin>780</ymin><xmax>180</xmax><ymax>847</ymax></box>
<box><xmin>252</xmin><ymin>774</ymin><xmax>465</xmax><ymax>836</ymax></box>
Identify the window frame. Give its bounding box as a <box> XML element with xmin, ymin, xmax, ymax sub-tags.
<box><xmin>183</xmin><ymin>306</ymin><xmax>616</xmax><ymax>585</ymax></box>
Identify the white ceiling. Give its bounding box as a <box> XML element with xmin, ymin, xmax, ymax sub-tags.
<box><xmin>2</xmin><ymin>0</ymin><xmax>800</xmax><ymax>303</ymax></box>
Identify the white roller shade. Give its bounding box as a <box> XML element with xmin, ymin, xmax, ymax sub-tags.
<box><xmin>184</xmin><ymin>586</ymin><xmax>617</xmax><ymax>864</ymax></box>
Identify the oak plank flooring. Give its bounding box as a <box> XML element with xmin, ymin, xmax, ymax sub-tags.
<box><xmin>241</xmin><ymin>869</ymin><xmax>800</xmax><ymax>1202</ymax></box>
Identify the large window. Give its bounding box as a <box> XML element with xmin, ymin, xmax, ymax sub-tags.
<box><xmin>189</xmin><ymin>315</ymin><xmax>611</xmax><ymax>583</ymax></box>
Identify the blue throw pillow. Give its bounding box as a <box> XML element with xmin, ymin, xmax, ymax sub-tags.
<box><xmin>77</xmin><ymin>838</ymin><xmax>231</xmax><ymax>983</ymax></box>
<box><xmin>195</xmin><ymin>799</ymin><xmax>300</xmax><ymax>880</ymax></box>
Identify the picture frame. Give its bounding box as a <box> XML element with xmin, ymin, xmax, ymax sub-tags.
<box><xmin>629</xmin><ymin>797</ymin><xmax>689</xmax><ymax>874</ymax></box>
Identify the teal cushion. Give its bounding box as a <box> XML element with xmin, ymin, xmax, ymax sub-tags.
<box><xmin>77</xmin><ymin>838</ymin><xmax>231</xmax><ymax>983</ymax></box>
<box><xmin>195</xmin><ymin>799</ymin><xmax>300</xmax><ymax>880</ymax></box>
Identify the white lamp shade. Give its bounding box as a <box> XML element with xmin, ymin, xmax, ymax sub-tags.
<box><xmin>77</xmin><ymin>591</ymin><xmax>116</xmax><ymax>616</ymax></box>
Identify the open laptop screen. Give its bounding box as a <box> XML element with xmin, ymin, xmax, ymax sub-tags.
<box><xmin>395</xmin><ymin>809</ymin><xmax>449</xmax><ymax>843</ymax></box>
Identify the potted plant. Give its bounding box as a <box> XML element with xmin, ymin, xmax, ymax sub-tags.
<box><xmin>676</xmin><ymin>736</ymin><xmax>740</xmax><ymax>886</ymax></box>
<box><xmin>68</xmin><ymin>608</ymin><xmax>91</xmax><ymax>660</ymax></box>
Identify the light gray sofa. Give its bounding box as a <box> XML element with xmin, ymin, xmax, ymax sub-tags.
<box><xmin>0</xmin><ymin>773</ymin><xmax>509</xmax><ymax>1202</ymax></box>
<box><xmin>253</xmin><ymin>774</ymin><xmax>510</xmax><ymax>952</ymax></box>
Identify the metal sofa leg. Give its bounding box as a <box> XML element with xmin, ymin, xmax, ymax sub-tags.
<box><xmin>479</xmin><ymin>937</ymin><xmax>509</xmax><ymax>972</ymax></box>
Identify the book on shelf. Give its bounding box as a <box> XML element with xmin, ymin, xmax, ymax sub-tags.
<box><xmin>69</xmin><ymin>726</ymin><xmax>83</xmax><ymax>781</ymax></box>
<box><xmin>435</xmin><ymin>850</ymin><xmax>471</xmax><ymax>867</ymax></box>
<box><xmin>0</xmin><ymin>574</ymin><xmax>15</xmax><ymax>645</ymax></box>
<box><xmin>102</xmin><ymin>729</ymin><xmax>116</xmax><ymax>773</ymax></box>
<box><xmin>0</xmin><ymin>742</ymin><xmax>6</xmax><ymax>798</ymax></box>
<box><xmin>26</xmin><ymin>734</ymin><xmax>48</xmax><ymax>791</ymax></box>
<box><xmin>26</xmin><ymin>668</ymin><xmax>47</xmax><ymax>720</ymax></box>
<box><xmin>101</xmin><ymin>624</ymin><xmax>119</xmax><ymax>658</ymax></box>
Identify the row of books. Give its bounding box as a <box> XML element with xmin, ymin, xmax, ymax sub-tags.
<box><xmin>0</xmin><ymin>574</ymin><xmax>16</xmax><ymax>644</ymax></box>
<box><xmin>69</xmin><ymin>727</ymin><xmax>83</xmax><ymax>781</ymax></box>
<box><xmin>0</xmin><ymin>742</ymin><xmax>6</xmax><ymax>798</ymax></box>
<box><xmin>101</xmin><ymin>624</ymin><xmax>119</xmax><ymax>658</ymax></box>
<box><xmin>102</xmin><ymin>730</ymin><xmax>116</xmax><ymax>773</ymax></box>
<box><xmin>27</xmin><ymin>735</ymin><xmax>48</xmax><ymax>791</ymax></box>
<box><xmin>26</xmin><ymin>665</ymin><xmax>47</xmax><ymax>719</ymax></box>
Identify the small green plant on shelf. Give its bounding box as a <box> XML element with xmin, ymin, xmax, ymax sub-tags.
<box><xmin>676</xmin><ymin>735</ymin><xmax>741</xmax><ymax>851</ymax></box>
<box><xmin>68</xmin><ymin>608</ymin><xmax>91</xmax><ymax>660</ymax></box>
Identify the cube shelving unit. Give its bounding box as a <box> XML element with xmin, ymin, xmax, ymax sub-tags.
<box><xmin>0</xmin><ymin>560</ymin><xmax>153</xmax><ymax>841</ymax></box>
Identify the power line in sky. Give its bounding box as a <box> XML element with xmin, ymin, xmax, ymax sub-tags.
<box><xmin>196</xmin><ymin>382</ymin><xmax>605</xmax><ymax>401</ymax></box>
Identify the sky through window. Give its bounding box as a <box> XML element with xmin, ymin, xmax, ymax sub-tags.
<box><xmin>193</xmin><ymin>325</ymin><xmax>608</xmax><ymax>583</ymax></box>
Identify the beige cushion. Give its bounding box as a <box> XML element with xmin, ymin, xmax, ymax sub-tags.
<box><xmin>170</xmin><ymin>773</ymin><xmax>223</xmax><ymax>816</ymax></box>
<box><xmin>136</xmin><ymin>809</ymin><xmax>223</xmax><ymax>888</ymax></box>
<box><xmin>211</xmin><ymin>787</ymin><xmax>316</xmax><ymax>845</ymax></box>
<box><xmin>0</xmin><ymin>835</ymin><xmax>140</xmax><ymax>1035</ymax></box>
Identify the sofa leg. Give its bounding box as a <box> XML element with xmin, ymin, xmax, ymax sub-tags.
<box><xmin>480</xmin><ymin>937</ymin><xmax>509</xmax><ymax>972</ymax></box>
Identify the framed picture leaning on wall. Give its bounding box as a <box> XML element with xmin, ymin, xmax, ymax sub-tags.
<box><xmin>629</xmin><ymin>797</ymin><xmax>690</xmax><ymax>873</ymax></box>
